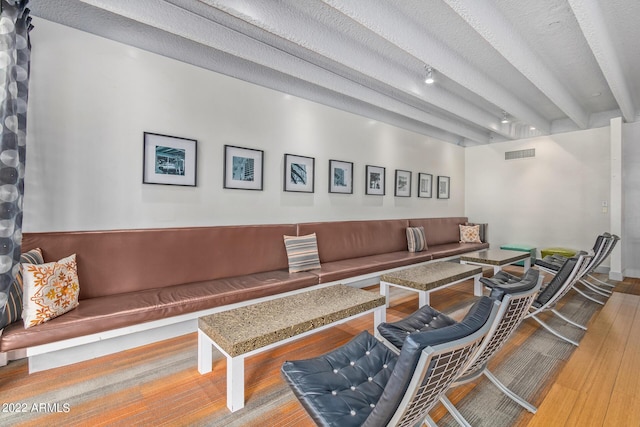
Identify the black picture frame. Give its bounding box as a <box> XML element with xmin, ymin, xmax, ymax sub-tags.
<box><xmin>224</xmin><ymin>145</ymin><xmax>264</xmax><ymax>190</ymax></box>
<box><xmin>394</xmin><ymin>169</ymin><xmax>412</xmax><ymax>197</ymax></box>
<box><xmin>418</xmin><ymin>173</ymin><xmax>433</xmax><ymax>198</ymax></box>
<box><xmin>328</xmin><ymin>159</ymin><xmax>353</xmax><ymax>194</ymax></box>
<box><xmin>143</xmin><ymin>132</ymin><xmax>197</xmax><ymax>186</ymax></box>
<box><xmin>437</xmin><ymin>175</ymin><xmax>450</xmax><ymax>199</ymax></box>
<box><xmin>365</xmin><ymin>165</ymin><xmax>385</xmax><ymax>195</ymax></box>
<box><xmin>284</xmin><ymin>154</ymin><xmax>315</xmax><ymax>193</ymax></box>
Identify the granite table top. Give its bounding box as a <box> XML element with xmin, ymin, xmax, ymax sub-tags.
<box><xmin>198</xmin><ymin>284</ymin><xmax>385</xmax><ymax>357</ymax></box>
<box><xmin>380</xmin><ymin>262</ymin><xmax>482</xmax><ymax>291</ymax></box>
<box><xmin>459</xmin><ymin>249</ymin><xmax>530</xmax><ymax>266</ymax></box>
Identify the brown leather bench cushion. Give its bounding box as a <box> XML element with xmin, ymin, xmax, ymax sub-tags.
<box><xmin>22</xmin><ymin>224</ymin><xmax>297</xmax><ymax>299</ymax></box>
<box><xmin>409</xmin><ymin>217</ymin><xmax>470</xmax><ymax>246</ymax></box>
<box><xmin>297</xmin><ymin>219</ymin><xmax>409</xmax><ymax>263</ymax></box>
<box><xmin>408</xmin><ymin>218</ymin><xmax>488</xmax><ymax>258</ymax></box>
<box><xmin>0</xmin><ymin>270</ymin><xmax>318</xmax><ymax>351</ymax></box>
<box><xmin>313</xmin><ymin>251</ymin><xmax>433</xmax><ymax>284</ymax></box>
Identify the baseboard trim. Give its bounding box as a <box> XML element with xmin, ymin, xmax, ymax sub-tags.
<box><xmin>609</xmin><ymin>271</ymin><xmax>625</xmax><ymax>281</ymax></box>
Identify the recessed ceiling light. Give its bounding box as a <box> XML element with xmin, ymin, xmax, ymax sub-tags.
<box><xmin>591</xmin><ymin>92</ymin><xmax>602</xmax><ymax>97</ymax></box>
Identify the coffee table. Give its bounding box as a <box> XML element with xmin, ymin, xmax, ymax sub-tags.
<box><xmin>460</xmin><ymin>249</ymin><xmax>531</xmax><ymax>274</ymax></box>
<box><xmin>380</xmin><ymin>261</ymin><xmax>483</xmax><ymax>307</ymax></box>
<box><xmin>197</xmin><ymin>284</ymin><xmax>385</xmax><ymax>412</ymax></box>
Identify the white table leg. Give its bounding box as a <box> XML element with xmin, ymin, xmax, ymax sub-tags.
<box><xmin>381</xmin><ymin>282</ymin><xmax>390</xmax><ymax>308</ymax></box>
<box><xmin>418</xmin><ymin>290</ymin><xmax>430</xmax><ymax>307</ymax></box>
<box><xmin>473</xmin><ymin>273</ymin><xmax>484</xmax><ymax>296</ymax></box>
<box><xmin>198</xmin><ymin>329</ymin><xmax>213</xmax><ymax>374</ymax></box>
<box><xmin>374</xmin><ymin>305</ymin><xmax>386</xmax><ymax>330</ymax></box>
<box><xmin>523</xmin><ymin>258</ymin><xmax>531</xmax><ymax>270</ymax></box>
<box><xmin>227</xmin><ymin>355</ymin><xmax>246</xmax><ymax>412</ymax></box>
<box><xmin>493</xmin><ymin>265</ymin><xmax>500</xmax><ymax>275</ymax></box>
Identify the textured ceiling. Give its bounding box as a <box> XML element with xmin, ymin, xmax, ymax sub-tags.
<box><xmin>29</xmin><ymin>0</ymin><xmax>640</xmax><ymax>146</ymax></box>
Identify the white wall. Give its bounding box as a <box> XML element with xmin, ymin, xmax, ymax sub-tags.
<box><xmin>622</xmin><ymin>120</ymin><xmax>640</xmax><ymax>277</ymax></box>
<box><xmin>465</xmin><ymin>128</ymin><xmax>611</xmax><ymax>260</ymax></box>
<box><xmin>24</xmin><ymin>20</ymin><xmax>465</xmax><ymax>232</ymax></box>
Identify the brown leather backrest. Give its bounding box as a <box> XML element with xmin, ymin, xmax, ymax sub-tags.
<box><xmin>297</xmin><ymin>219</ymin><xmax>409</xmax><ymax>263</ymax></box>
<box><xmin>22</xmin><ymin>225</ymin><xmax>296</xmax><ymax>299</ymax></box>
<box><xmin>408</xmin><ymin>217</ymin><xmax>468</xmax><ymax>246</ymax></box>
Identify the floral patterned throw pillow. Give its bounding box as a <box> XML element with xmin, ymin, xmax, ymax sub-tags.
<box><xmin>22</xmin><ymin>254</ymin><xmax>80</xmax><ymax>328</ymax></box>
<box><xmin>459</xmin><ymin>224</ymin><xmax>482</xmax><ymax>243</ymax></box>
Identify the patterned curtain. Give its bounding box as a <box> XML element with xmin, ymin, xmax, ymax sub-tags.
<box><xmin>0</xmin><ymin>0</ymin><xmax>31</xmax><ymax>318</ymax></box>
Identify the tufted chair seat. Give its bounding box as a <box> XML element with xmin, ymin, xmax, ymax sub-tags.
<box><xmin>281</xmin><ymin>296</ymin><xmax>498</xmax><ymax>427</ymax></box>
<box><xmin>376</xmin><ymin>305</ymin><xmax>457</xmax><ymax>350</ymax></box>
<box><xmin>480</xmin><ymin>269</ymin><xmax>526</xmax><ymax>286</ymax></box>
<box><xmin>534</xmin><ymin>256</ymin><xmax>564</xmax><ymax>271</ymax></box>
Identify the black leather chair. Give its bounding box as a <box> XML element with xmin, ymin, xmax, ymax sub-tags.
<box><xmin>536</xmin><ymin>233</ymin><xmax>619</xmax><ymax>303</ymax></box>
<box><xmin>378</xmin><ymin>268</ymin><xmax>541</xmax><ymax>426</ymax></box>
<box><xmin>488</xmin><ymin>252</ymin><xmax>592</xmax><ymax>346</ymax></box>
<box><xmin>583</xmin><ymin>234</ymin><xmax>619</xmax><ymax>289</ymax></box>
<box><xmin>281</xmin><ymin>296</ymin><xmax>499</xmax><ymax>427</ymax></box>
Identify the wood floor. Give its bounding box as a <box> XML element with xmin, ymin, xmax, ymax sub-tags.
<box><xmin>1</xmin><ymin>274</ymin><xmax>638</xmax><ymax>426</ymax></box>
<box><xmin>520</xmin><ymin>276</ymin><xmax>640</xmax><ymax>427</ymax></box>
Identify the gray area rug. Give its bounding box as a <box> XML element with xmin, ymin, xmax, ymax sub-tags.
<box><xmin>437</xmin><ymin>292</ymin><xmax>597</xmax><ymax>427</ymax></box>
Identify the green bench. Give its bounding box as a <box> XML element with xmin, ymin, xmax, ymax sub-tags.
<box><xmin>540</xmin><ymin>247</ymin><xmax>577</xmax><ymax>259</ymax></box>
<box><xmin>500</xmin><ymin>244</ymin><xmax>537</xmax><ymax>267</ymax></box>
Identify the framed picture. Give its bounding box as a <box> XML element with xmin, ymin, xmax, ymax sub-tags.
<box><xmin>418</xmin><ymin>173</ymin><xmax>433</xmax><ymax>198</ymax></box>
<box><xmin>224</xmin><ymin>145</ymin><xmax>264</xmax><ymax>190</ymax></box>
<box><xmin>329</xmin><ymin>159</ymin><xmax>353</xmax><ymax>194</ymax></box>
<box><xmin>437</xmin><ymin>175</ymin><xmax>450</xmax><ymax>199</ymax></box>
<box><xmin>284</xmin><ymin>154</ymin><xmax>314</xmax><ymax>193</ymax></box>
<box><xmin>365</xmin><ymin>165</ymin><xmax>385</xmax><ymax>195</ymax></box>
<box><xmin>394</xmin><ymin>169</ymin><xmax>412</xmax><ymax>197</ymax></box>
<box><xmin>143</xmin><ymin>132</ymin><xmax>197</xmax><ymax>186</ymax></box>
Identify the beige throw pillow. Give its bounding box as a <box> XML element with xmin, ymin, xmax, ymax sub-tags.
<box><xmin>459</xmin><ymin>224</ymin><xmax>482</xmax><ymax>243</ymax></box>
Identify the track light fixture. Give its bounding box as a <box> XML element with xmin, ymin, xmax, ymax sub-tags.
<box><xmin>424</xmin><ymin>66</ymin><xmax>434</xmax><ymax>85</ymax></box>
<box><xmin>501</xmin><ymin>111</ymin><xmax>509</xmax><ymax>124</ymax></box>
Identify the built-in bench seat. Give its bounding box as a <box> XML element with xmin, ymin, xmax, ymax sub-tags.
<box><xmin>0</xmin><ymin>270</ymin><xmax>318</xmax><ymax>351</ymax></box>
<box><xmin>0</xmin><ymin>217</ymin><xmax>488</xmax><ymax>372</ymax></box>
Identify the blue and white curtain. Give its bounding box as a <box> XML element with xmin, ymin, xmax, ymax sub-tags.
<box><xmin>0</xmin><ymin>0</ymin><xmax>31</xmax><ymax>317</ymax></box>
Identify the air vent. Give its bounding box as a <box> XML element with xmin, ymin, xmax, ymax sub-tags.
<box><xmin>505</xmin><ymin>148</ymin><xmax>535</xmax><ymax>160</ymax></box>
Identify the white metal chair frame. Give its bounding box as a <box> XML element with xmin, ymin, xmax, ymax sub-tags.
<box><xmin>527</xmin><ymin>253</ymin><xmax>593</xmax><ymax>346</ymax></box>
<box><xmin>439</xmin><ymin>277</ymin><xmax>542</xmax><ymax>427</ymax></box>
<box><xmin>393</xmin><ymin>310</ymin><xmax>498</xmax><ymax>427</ymax></box>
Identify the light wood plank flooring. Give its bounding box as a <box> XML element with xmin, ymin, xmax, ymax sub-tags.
<box><xmin>0</xmin><ymin>274</ymin><xmax>638</xmax><ymax>426</ymax></box>
<box><xmin>519</xmin><ymin>285</ymin><xmax>640</xmax><ymax>426</ymax></box>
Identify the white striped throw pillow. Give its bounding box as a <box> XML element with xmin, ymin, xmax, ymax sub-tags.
<box><xmin>406</xmin><ymin>226</ymin><xmax>427</xmax><ymax>252</ymax></box>
<box><xmin>283</xmin><ymin>233</ymin><xmax>321</xmax><ymax>273</ymax></box>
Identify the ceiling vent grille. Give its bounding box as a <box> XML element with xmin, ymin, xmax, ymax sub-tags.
<box><xmin>505</xmin><ymin>148</ymin><xmax>535</xmax><ymax>160</ymax></box>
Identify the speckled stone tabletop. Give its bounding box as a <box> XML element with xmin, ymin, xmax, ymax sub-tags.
<box><xmin>380</xmin><ymin>262</ymin><xmax>482</xmax><ymax>291</ymax></box>
<box><xmin>460</xmin><ymin>249</ymin><xmax>529</xmax><ymax>266</ymax></box>
<box><xmin>198</xmin><ymin>284</ymin><xmax>385</xmax><ymax>357</ymax></box>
